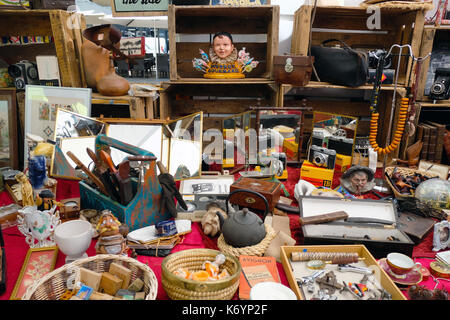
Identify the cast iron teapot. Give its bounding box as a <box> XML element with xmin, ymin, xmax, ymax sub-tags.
<box><xmin>216</xmin><ymin>189</ymin><xmax>269</xmax><ymax>248</ymax></box>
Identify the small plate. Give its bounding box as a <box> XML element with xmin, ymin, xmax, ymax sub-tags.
<box><xmin>379</xmin><ymin>258</ymin><xmax>423</xmax><ymax>286</ymax></box>
<box><xmin>250</xmin><ymin>282</ymin><xmax>297</xmax><ymax>300</ymax></box>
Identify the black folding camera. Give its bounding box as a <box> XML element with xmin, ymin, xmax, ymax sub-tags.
<box><xmin>429</xmin><ymin>68</ymin><xmax>450</xmax><ymax>100</ymax></box>
<box><xmin>327</xmin><ymin>136</ymin><xmax>354</xmax><ymax>156</ymax></box>
<box><xmin>368</xmin><ymin>49</ymin><xmax>392</xmax><ymax>69</ymax></box>
<box><xmin>308</xmin><ymin>145</ymin><xmax>336</xmax><ymax>169</ymax></box>
<box><xmin>7</xmin><ymin>60</ymin><xmax>39</xmax><ymax>90</ymax></box>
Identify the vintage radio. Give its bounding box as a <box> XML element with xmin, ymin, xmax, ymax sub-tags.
<box><xmin>229</xmin><ymin>177</ymin><xmax>282</xmax><ymax>212</ymax></box>
<box><xmin>298</xmin><ymin>196</ymin><xmax>415</xmax><ymax>258</ymax></box>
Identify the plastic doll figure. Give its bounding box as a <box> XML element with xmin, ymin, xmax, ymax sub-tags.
<box><xmin>35</xmin><ymin>189</ymin><xmax>62</xmax><ymax>212</ymax></box>
<box><xmin>212</xmin><ymin>31</ymin><xmax>235</xmax><ymax>61</ymax></box>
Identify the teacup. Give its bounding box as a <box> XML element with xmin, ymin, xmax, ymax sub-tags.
<box><xmin>386</xmin><ymin>252</ymin><xmax>415</xmax><ymax>275</ymax></box>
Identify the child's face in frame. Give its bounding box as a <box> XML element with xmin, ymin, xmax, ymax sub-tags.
<box><xmin>213</xmin><ymin>35</ymin><xmax>234</xmax><ymax>59</ymax></box>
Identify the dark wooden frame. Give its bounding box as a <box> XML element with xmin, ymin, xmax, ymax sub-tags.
<box><xmin>0</xmin><ymin>88</ymin><xmax>19</xmax><ymax>169</ymax></box>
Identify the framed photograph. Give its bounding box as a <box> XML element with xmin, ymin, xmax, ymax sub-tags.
<box><xmin>0</xmin><ymin>88</ymin><xmax>19</xmax><ymax>169</ymax></box>
<box><xmin>24</xmin><ymin>85</ymin><xmax>91</xmax><ymax>164</ymax></box>
<box><xmin>10</xmin><ymin>246</ymin><xmax>58</xmax><ymax>300</ymax></box>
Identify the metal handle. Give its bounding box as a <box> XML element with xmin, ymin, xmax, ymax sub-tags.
<box><xmin>225</xmin><ymin>189</ymin><xmax>269</xmax><ymax>221</ymax></box>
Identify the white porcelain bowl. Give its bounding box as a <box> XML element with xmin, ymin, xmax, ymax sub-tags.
<box><xmin>54</xmin><ymin>220</ymin><xmax>93</xmax><ymax>264</ymax></box>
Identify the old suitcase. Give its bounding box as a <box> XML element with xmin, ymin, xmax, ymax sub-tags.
<box><xmin>32</xmin><ymin>0</ymin><xmax>75</xmax><ymax>9</ymax></box>
<box><xmin>298</xmin><ymin>196</ymin><xmax>415</xmax><ymax>259</ymax></box>
<box><xmin>229</xmin><ymin>177</ymin><xmax>282</xmax><ymax>212</ymax></box>
<box><xmin>273</xmin><ymin>55</ymin><xmax>314</xmax><ymax>86</ymax></box>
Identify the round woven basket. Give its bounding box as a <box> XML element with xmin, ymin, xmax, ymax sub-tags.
<box><xmin>161</xmin><ymin>248</ymin><xmax>241</xmax><ymax>300</ymax></box>
<box><xmin>22</xmin><ymin>254</ymin><xmax>158</xmax><ymax>300</ymax></box>
<box><xmin>217</xmin><ymin>224</ymin><xmax>277</xmax><ymax>259</ymax></box>
<box><xmin>385</xmin><ymin>166</ymin><xmax>430</xmax><ymax>199</ymax></box>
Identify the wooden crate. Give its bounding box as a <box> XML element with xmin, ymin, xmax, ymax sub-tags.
<box><xmin>159</xmin><ymin>80</ymin><xmax>278</xmax><ymax>126</ymax></box>
<box><xmin>280</xmin><ymin>245</ymin><xmax>407</xmax><ymax>300</ymax></box>
<box><xmin>168</xmin><ymin>4</ymin><xmax>279</xmax><ymax>81</ymax></box>
<box><xmin>416</xmin><ymin>26</ymin><xmax>450</xmax><ymax>102</ymax></box>
<box><xmin>91</xmin><ymin>93</ymin><xmax>154</xmax><ymax>120</ymax></box>
<box><xmin>0</xmin><ymin>9</ymin><xmax>86</xmax><ymax>88</ymax></box>
<box><xmin>291</xmin><ymin>5</ymin><xmax>426</xmax><ymax>86</ymax></box>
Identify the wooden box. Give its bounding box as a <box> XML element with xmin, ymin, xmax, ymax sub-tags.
<box><xmin>0</xmin><ymin>10</ymin><xmax>86</xmax><ymax>88</ymax></box>
<box><xmin>168</xmin><ymin>4</ymin><xmax>279</xmax><ymax>81</ymax></box>
<box><xmin>280</xmin><ymin>245</ymin><xmax>407</xmax><ymax>300</ymax></box>
<box><xmin>291</xmin><ymin>5</ymin><xmax>426</xmax><ymax>86</ymax></box>
<box><xmin>229</xmin><ymin>177</ymin><xmax>282</xmax><ymax>212</ymax></box>
<box><xmin>273</xmin><ymin>55</ymin><xmax>314</xmax><ymax>86</ymax></box>
<box><xmin>298</xmin><ymin>196</ymin><xmax>414</xmax><ymax>258</ymax></box>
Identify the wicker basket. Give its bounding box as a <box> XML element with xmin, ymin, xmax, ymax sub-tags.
<box><xmin>385</xmin><ymin>166</ymin><xmax>430</xmax><ymax>199</ymax></box>
<box><xmin>161</xmin><ymin>248</ymin><xmax>241</xmax><ymax>300</ymax></box>
<box><xmin>217</xmin><ymin>224</ymin><xmax>277</xmax><ymax>259</ymax></box>
<box><xmin>22</xmin><ymin>254</ymin><xmax>158</xmax><ymax>300</ymax></box>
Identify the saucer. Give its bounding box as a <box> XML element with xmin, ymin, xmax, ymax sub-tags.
<box><xmin>379</xmin><ymin>258</ymin><xmax>422</xmax><ymax>286</ymax></box>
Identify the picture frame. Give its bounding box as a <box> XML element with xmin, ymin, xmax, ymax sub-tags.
<box><xmin>24</xmin><ymin>85</ymin><xmax>92</xmax><ymax>165</ymax></box>
<box><xmin>10</xmin><ymin>246</ymin><xmax>58</xmax><ymax>300</ymax></box>
<box><xmin>0</xmin><ymin>88</ymin><xmax>19</xmax><ymax>169</ymax></box>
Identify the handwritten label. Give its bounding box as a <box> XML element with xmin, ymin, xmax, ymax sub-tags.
<box><xmin>113</xmin><ymin>0</ymin><xmax>169</xmax><ymax>13</ymax></box>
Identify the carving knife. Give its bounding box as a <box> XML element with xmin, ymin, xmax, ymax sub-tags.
<box><xmin>86</xmin><ymin>147</ymin><xmax>120</xmax><ymax>202</ymax></box>
<box><xmin>99</xmin><ymin>150</ymin><xmax>132</xmax><ymax>206</ymax></box>
<box><xmin>66</xmin><ymin>151</ymin><xmax>109</xmax><ymax>196</ymax></box>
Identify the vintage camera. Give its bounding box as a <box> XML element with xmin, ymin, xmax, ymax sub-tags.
<box><xmin>429</xmin><ymin>68</ymin><xmax>450</xmax><ymax>100</ymax></box>
<box><xmin>327</xmin><ymin>136</ymin><xmax>354</xmax><ymax>156</ymax></box>
<box><xmin>311</xmin><ymin>128</ymin><xmax>330</xmax><ymax>148</ymax></box>
<box><xmin>308</xmin><ymin>145</ymin><xmax>336</xmax><ymax>169</ymax></box>
<box><xmin>368</xmin><ymin>49</ymin><xmax>392</xmax><ymax>69</ymax></box>
<box><xmin>7</xmin><ymin>60</ymin><xmax>39</xmax><ymax>89</ymax></box>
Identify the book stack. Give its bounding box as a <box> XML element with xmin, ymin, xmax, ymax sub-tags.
<box><xmin>416</xmin><ymin>121</ymin><xmax>447</xmax><ymax>163</ymax></box>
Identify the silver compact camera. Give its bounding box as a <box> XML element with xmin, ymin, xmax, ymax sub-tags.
<box><xmin>308</xmin><ymin>145</ymin><xmax>336</xmax><ymax>169</ymax></box>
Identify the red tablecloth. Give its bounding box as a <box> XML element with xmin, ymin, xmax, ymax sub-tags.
<box><xmin>1</xmin><ymin>169</ymin><xmax>449</xmax><ymax>300</ymax></box>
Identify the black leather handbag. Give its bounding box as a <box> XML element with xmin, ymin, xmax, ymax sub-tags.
<box><xmin>311</xmin><ymin>39</ymin><xmax>369</xmax><ymax>87</ymax></box>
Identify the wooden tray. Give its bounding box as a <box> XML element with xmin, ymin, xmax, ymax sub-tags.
<box><xmin>280</xmin><ymin>245</ymin><xmax>407</xmax><ymax>300</ymax></box>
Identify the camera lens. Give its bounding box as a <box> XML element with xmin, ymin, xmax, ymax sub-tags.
<box><xmin>313</xmin><ymin>153</ymin><xmax>326</xmax><ymax>166</ymax></box>
<box><xmin>8</xmin><ymin>64</ymin><xmax>22</xmax><ymax>78</ymax></box>
<box><xmin>431</xmin><ymin>82</ymin><xmax>445</xmax><ymax>95</ymax></box>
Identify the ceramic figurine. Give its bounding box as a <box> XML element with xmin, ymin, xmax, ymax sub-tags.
<box><xmin>15</xmin><ymin>172</ymin><xmax>35</xmax><ymax>207</ymax></box>
<box><xmin>95</xmin><ymin>210</ymin><xmax>128</xmax><ymax>255</ymax></box>
<box><xmin>17</xmin><ymin>205</ymin><xmax>61</xmax><ymax>248</ymax></box>
<box><xmin>35</xmin><ymin>189</ymin><xmax>63</xmax><ymax>212</ymax></box>
<box><xmin>338</xmin><ymin>166</ymin><xmax>375</xmax><ymax>196</ymax></box>
<box><xmin>201</xmin><ymin>202</ymin><xmax>227</xmax><ymax>238</ymax></box>
<box><xmin>192</xmin><ymin>31</ymin><xmax>259</xmax><ymax>79</ymax></box>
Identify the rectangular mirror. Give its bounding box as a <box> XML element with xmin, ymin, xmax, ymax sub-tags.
<box><xmin>254</xmin><ymin>107</ymin><xmax>304</xmax><ymax>165</ymax></box>
<box><xmin>221</xmin><ymin>110</ymin><xmax>255</xmax><ymax>168</ymax></box>
<box><xmin>103</xmin><ymin>119</ymin><xmax>164</xmax><ymax>166</ymax></box>
<box><xmin>54</xmin><ymin>108</ymin><xmax>107</xmax><ymax>141</ymax></box>
<box><xmin>163</xmin><ymin>112</ymin><xmax>203</xmax><ymax>180</ymax></box>
<box><xmin>311</xmin><ymin>111</ymin><xmax>358</xmax><ymax>171</ymax></box>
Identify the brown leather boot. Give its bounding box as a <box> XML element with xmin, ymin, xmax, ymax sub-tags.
<box><xmin>81</xmin><ymin>39</ymin><xmax>130</xmax><ymax>96</ymax></box>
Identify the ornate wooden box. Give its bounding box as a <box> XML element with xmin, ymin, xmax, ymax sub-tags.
<box><xmin>229</xmin><ymin>177</ymin><xmax>282</xmax><ymax>212</ymax></box>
